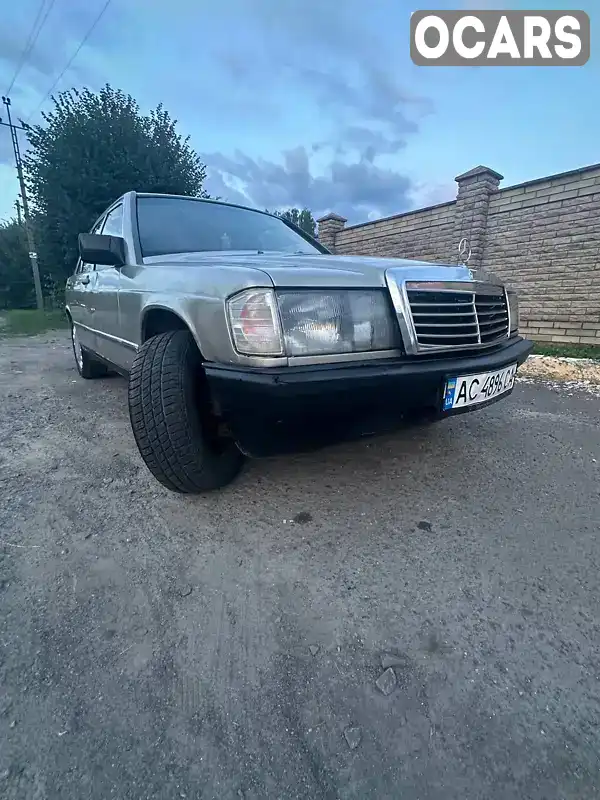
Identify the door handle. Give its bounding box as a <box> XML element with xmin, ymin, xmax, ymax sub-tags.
<box><xmin>81</xmin><ymin>275</ymin><xmax>90</xmax><ymax>285</ymax></box>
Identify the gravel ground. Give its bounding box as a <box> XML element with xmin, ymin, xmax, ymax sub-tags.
<box><xmin>519</xmin><ymin>355</ymin><xmax>600</xmax><ymax>387</ymax></box>
<box><xmin>0</xmin><ymin>333</ymin><xmax>599</xmax><ymax>800</ymax></box>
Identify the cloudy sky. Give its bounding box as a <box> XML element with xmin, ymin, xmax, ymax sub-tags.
<box><xmin>0</xmin><ymin>0</ymin><xmax>598</xmax><ymax>225</ymax></box>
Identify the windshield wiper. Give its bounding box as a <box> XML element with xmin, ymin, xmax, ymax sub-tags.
<box><xmin>253</xmin><ymin>250</ymin><xmax>313</xmax><ymax>256</ymax></box>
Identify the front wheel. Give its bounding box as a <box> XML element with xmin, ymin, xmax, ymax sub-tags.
<box><xmin>128</xmin><ymin>330</ymin><xmax>244</xmax><ymax>493</ymax></box>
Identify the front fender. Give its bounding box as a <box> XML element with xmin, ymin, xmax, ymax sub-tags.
<box><xmin>140</xmin><ymin>296</ymin><xmax>237</xmax><ymax>363</ymax></box>
<box><xmin>127</xmin><ymin>263</ymin><xmax>277</xmax><ymax>366</ymax></box>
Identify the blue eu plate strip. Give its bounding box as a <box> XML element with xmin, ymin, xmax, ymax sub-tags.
<box><xmin>443</xmin><ymin>379</ymin><xmax>457</xmax><ymax>411</ymax></box>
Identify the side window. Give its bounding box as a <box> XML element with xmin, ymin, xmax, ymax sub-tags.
<box><xmin>80</xmin><ymin>217</ymin><xmax>105</xmax><ymax>273</ymax></box>
<box><xmin>95</xmin><ymin>205</ymin><xmax>124</xmax><ymax>270</ymax></box>
<box><xmin>102</xmin><ymin>204</ymin><xmax>123</xmax><ymax>238</ymax></box>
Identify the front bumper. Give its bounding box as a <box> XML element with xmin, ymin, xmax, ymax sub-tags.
<box><xmin>205</xmin><ymin>337</ymin><xmax>534</xmax><ymax>457</ymax></box>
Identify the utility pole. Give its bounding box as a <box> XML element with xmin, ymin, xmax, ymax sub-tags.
<box><xmin>15</xmin><ymin>198</ymin><xmax>22</xmax><ymax>226</ymax></box>
<box><xmin>1</xmin><ymin>95</ymin><xmax>44</xmax><ymax>311</ymax></box>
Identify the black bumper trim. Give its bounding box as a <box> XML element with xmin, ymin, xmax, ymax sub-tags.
<box><xmin>204</xmin><ymin>337</ymin><xmax>533</xmax><ymax>457</ymax></box>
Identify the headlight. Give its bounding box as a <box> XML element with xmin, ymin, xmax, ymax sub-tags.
<box><xmin>278</xmin><ymin>290</ymin><xmax>398</xmax><ymax>356</ymax></box>
<box><xmin>227</xmin><ymin>288</ymin><xmax>399</xmax><ymax>357</ymax></box>
<box><xmin>507</xmin><ymin>290</ymin><xmax>519</xmax><ymax>334</ymax></box>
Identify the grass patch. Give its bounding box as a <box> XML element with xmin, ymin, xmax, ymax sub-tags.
<box><xmin>0</xmin><ymin>309</ymin><xmax>69</xmax><ymax>338</ymax></box>
<box><xmin>532</xmin><ymin>341</ymin><xmax>600</xmax><ymax>360</ymax></box>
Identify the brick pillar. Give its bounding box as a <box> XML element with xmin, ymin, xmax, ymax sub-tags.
<box><xmin>454</xmin><ymin>165</ymin><xmax>503</xmax><ymax>268</ymax></box>
<box><xmin>316</xmin><ymin>212</ymin><xmax>347</xmax><ymax>253</ymax></box>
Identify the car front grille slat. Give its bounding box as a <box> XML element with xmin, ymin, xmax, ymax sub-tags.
<box><xmin>416</xmin><ymin>322</ymin><xmax>479</xmax><ymax>329</ymax></box>
<box><xmin>406</xmin><ymin>284</ymin><xmax>510</xmax><ymax>350</ymax></box>
<box><xmin>416</xmin><ymin>331</ymin><xmax>478</xmax><ymax>339</ymax></box>
<box><xmin>412</xmin><ymin>311</ymin><xmax>475</xmax><ymax>317</ymax></box>
<box><xmin>409</xmin><ymin>301</ymin><xmax>473</xmax><ymax>308</ymax></box>
<box><xmin>480</xmin><ymin>326</ymin><xmax>508</xmax><ymax>338</ymax></box>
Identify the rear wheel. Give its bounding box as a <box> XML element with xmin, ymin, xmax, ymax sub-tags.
<box><xmin>128</xmin><ymin>330</ymin><xmax>244</xmax><ymax>493</ymax></box>
<box><xmin>70</xmin><ymin>320</ymin><xmax>108</xmax><ymax>379</ymax></box>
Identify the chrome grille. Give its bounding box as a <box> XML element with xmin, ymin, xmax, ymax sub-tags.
<box><xmin>406</xmin><ymin>283</ymin><xmax>509</xmax><ymax>350</ymax></box>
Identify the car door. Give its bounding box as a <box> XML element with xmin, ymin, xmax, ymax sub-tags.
<box><xmin>91</xmin><ymin>203</ymin><xmax>126</xmax><ymax>368</ymax></box>
<box><xmin>69</xmin><ymin>217</ymin><xmax>105</xmax><ymax>354</ymax></box>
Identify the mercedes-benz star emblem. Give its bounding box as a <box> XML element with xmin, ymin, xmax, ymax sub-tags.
<box><xmin>458</xmin><ymin>238</ymin><xmax>472</xmax><ymax>264</ymax></box>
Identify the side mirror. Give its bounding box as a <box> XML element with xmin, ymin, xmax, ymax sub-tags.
<box><xmin>78</xmin><ymin>233</ymin><xmax>126</xmax><ymax>267</ymax></box>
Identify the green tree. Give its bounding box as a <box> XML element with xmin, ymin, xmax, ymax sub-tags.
<box><xmin>23</xmin><ymin>85</ymin><xmax>209</xmax><ymax>285</ymax></box>
<box><xmin>0</xmin><ymin>219</ymin><xmax>35</xmax><ymax>309</ymax></box>
<box><xmin>274</xmin><ymin>208</ymin><xmax>317</xmax><ymax>238</ymax></box>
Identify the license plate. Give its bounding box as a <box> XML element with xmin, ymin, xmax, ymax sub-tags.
<box><xmin>443</xmin><ymin>363</ymin><xmax>517</xmax><ymax>411</ymax></box>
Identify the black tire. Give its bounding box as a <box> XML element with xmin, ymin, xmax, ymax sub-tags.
<box><xmin>128</xmin><ymin>330</ymin><xmax>244</xmax><ymax>493</ymax></box>
<box><xmin>70</xmin><ymin>320</ymin><xmax>108</xmax><ymax>379</ymax></box>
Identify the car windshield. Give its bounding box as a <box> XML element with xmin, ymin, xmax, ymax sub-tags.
<box><xmin>137</xmin><ymin>196</ymin><xmax>323</xmax><ymax>258</ymax></box>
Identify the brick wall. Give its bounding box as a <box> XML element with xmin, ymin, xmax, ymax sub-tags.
<box><xmin>484</xmin><ymin>166</ymin><xmax>600</xmax><ymax>345</ymax></box>
<box><xmin>329</xmin><ymin>200</ymin><xmax>457</xmax><ymax>263</ymax></box>
<box><xmin>317</xmin><ymin>163</ymin><xmax>600</xmax><ymax>346</ymax></box>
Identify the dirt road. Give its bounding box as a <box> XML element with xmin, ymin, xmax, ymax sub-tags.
<box><xmin>1</xmin><ymin>333</ymin><xmax>599</xmax><ymax>799</ymax></box>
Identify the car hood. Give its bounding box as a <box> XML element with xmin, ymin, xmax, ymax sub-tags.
<box><xmin>143</xmin><ymin>252</ymin><xmax>485</xmax><ymax>289</ymax></box>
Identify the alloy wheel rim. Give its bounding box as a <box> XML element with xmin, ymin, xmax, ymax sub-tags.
<box><xmin>72</xmin><ymin>324</ymin><xmax>83</xmax><ymax>371</ymax></box>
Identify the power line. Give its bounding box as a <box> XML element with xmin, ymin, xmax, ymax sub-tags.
<box><xmin>5</xmin><ymin>0</ymin><xmax>57</xmax><ymax>97</ymax></box>
<box><xmin>4</xmin><ymin>0</ymin><xmax>46</xmax><ymax>95</ymax></box>
<box><xmin>26</xmin><ymin>0</ymin><xmax>114</xmax><ymax>124</ymax></box>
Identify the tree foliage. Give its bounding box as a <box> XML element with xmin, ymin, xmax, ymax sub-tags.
<box><xmin>0</xmin><ymin>220</ymin><xmax>34</xmax><ymax>309</ymax></box>
<box><xmin>23</xmin><ymin>85</ymin><xmax>209</xmax><ymax>284</ymax></box>
<box><xmin>273</xmin><ymin>208</ymin><xmax>317</xmax><ymax>238</ymax></box>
